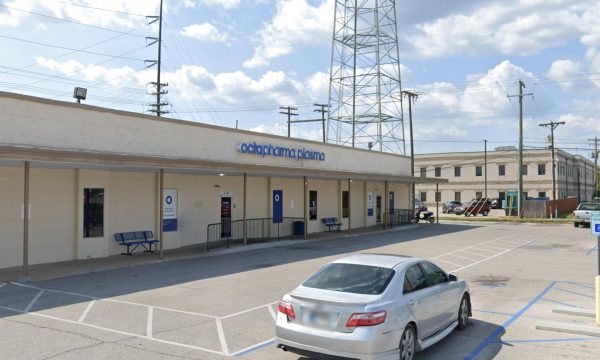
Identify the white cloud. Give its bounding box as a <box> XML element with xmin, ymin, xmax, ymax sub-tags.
<box><xmin>250</xmin><ymin>122</ymin><xmax>323</xmax><ymax>141</ymax></box>
<box><xmin>181</xmin><ymin>23</ymin><xmax>230</xmax><ymax>43</ymax></box>
<box><xmin>546</xmin><ymin>60</ymin><xmax>587</xmax><ymax>91</ymax></box>
<box><xmin>200</xmin><ymin>0</ymin><xmax>240</xmax><ymax>9</ymax></box>
<box><xmin>243</xmin><ymin>0</ymin><xmax>333</xmax><ymax>68</ymax></box>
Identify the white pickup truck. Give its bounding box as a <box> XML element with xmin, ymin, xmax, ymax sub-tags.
<box><xmin>573</xmin><ymin>202</ymin><xmax>600</xmax><ymax>227</ymax></box>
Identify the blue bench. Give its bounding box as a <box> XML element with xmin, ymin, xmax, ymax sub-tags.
<box><xmin>114</xmin><ymin>231</ymin><xmax>160</xmax><ymax>256</ymax></box>
<box><xmin>321</xmin><ymin>217</ymin><xmax>342</xmax><ymax>231</ymax></box>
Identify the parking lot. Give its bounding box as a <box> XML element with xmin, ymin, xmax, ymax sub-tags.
<box><xmin>0</xmin><ymin>222</ymin><xmax>599</xmax><ymax>359</ymax></box>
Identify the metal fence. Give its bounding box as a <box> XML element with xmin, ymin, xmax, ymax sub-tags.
<box><xmin>384</xmin><ymin>209</ymin><xmax>413</xmax><ymax>228</ymax></box>
<box><xmin>206</xmin><ymin>217</ymin><xmax>303</xmax><ymax>251</ymax></box>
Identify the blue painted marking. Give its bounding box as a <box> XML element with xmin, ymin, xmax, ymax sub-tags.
<box><xmin>587</xmin><ymin>244</ymin><xmax>598</xmax><ymax>256</ymax></box>
<box><xmin>493</xmin><ymin>338</ymin><xmax>596</xmax><ymax>345</ymax></box>
<box><xmin>472</xmin><ymin>309</ymin><xmax>513</xmax><ymax>317</ymax></box>
<box><xmin>463</xmin><ymin>281</ymin><xmax>556</xmax><ymax>360</ymax></box>
<box><xmin>551</xmin><ymin>287</ymin><xmax>594</xmax><ymax>299</ymax></box>
<box><xmin>234</xmin><ymin>339</ymin><xmax>276</xmax><ymax>357</ymax></box>
<box><xmin>540</xmin><ymin>298</ymin><xmax>581</xmax><ymax>308</ymax></box>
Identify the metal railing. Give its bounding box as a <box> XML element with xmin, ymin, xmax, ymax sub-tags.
<box><xmin>384</xmin><ymin>209</ymin><xmax>413</xmax><ymax>228</ymax></box>
<box><xmin>464</xmin><ymin>197</ymin><xmax>490</xmax><ymax>217</ymax></box>
<box><xmin>206</xmin><ymin>217</ymin><xmax>303</xmax><ymax>251</ymax></box>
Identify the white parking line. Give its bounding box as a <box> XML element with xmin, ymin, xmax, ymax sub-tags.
<box><xmin>220</xmin><ymin>301</ymin><xmax>279</xmax><ymax>320</ymax></box>
<box><xmin>469</xmin><ymin>247</ymin><xmax>497</xmax><ymax>254</ymax></box>
<box><xmin>451</xmin><ymin>234</ymin><xmax>545</xmax><ymax>273</ymax></box>
<box><xmin>0</xmin><ymin>283</ymin><xmax>6</xmax><ymax>289</ymax></box>
<box><xmin>267</xmin><ymin>304</ymin><xmax>277</xmax><ymax>320</ymax></box>
<box><xmin>24</xmin><ymin>290</ymin><xmax>44</xmax><ymax>313</ymax></box>
<box><xmin>442</xmin><ymin>253</ymin><xmax>479</xmax><ymax>262</ymax></box>
<box><xmin>477</xmin><ymin>244</ymin><xmax>508</xmax><ymax>251</ymax></box>
<box><xmin>216</xmin><ymin>318</ymin><xmax>229</xmax><ymax>355</ymax></box>
<box><xmin>434</xmin><ymin>258</ymin><xmax>464</xmax><ymax>268</ymax></box>
<box><xmin>458</xmin><ymin>250</ymin><xmax>488</xmax><ymax>258</ymax></box>
<box><xmin>78</xmin><ymin>300</ymin><xmax>95</xmax><ymax>323</ymax></box>
<box><xmin>147</xmin><ymin>306</ymin><xmax>154</xmax><ymax>338</ymax></box>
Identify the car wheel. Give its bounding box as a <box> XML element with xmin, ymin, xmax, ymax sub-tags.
<box><xmin>482</xmin><ymin>210</ymin><xmax>489</xmax><ymax>216</ymax></box>
<box><xmin>457</xmin><ymin>295</ymin><xmax>470</xmax><ymax>330</ymax></box>
<box><xmin>574</xmin><ymin>222</ymin><xmax>579</xmax><ymax>228</ymax></box>
<box><xmin>399</xmin><ymin>324</ymin><xmax>416</xmax><ymax>360</ymax></box>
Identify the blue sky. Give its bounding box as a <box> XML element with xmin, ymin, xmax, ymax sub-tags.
<box><xmin>1</xmin><ymin>0</ymin><xmax>600</xmax><ymax>158</ymax></box>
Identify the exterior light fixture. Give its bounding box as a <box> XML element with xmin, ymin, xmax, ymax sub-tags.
<box><xmin>73</xmin><ymin>87</ymin><xmax>87</xmax><ymax>103</ymax></box>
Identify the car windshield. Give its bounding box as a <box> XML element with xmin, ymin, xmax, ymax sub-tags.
<box><xmin>579</xmin><ymin>203</ymin><xmax>600</xmax><ymax>211</ymax></box>
<box><xmin>302</xmin><ymin>263</ymin><xmax>395</xmax><ymax>295</ymax></box>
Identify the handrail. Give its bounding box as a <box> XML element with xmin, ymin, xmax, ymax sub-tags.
<box><xmin>383</xmin><ymin>209</ymin><xmax>413</xmax><ymax>228</ymax></box>
<box><xmin>465</xmin><ymin>197</ymin><xmax>489</xmax><ymax>216</ymax></box>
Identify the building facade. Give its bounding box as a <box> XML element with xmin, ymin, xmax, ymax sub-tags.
<box><xmin>415</xmin><ymin>148</ymin><xmax>596</xmax><ymax>205</ymax></box>
<box><xmin>0</xmin><ymin>92</ymin><xmax>439</xmax><ymax>270</ymax></box>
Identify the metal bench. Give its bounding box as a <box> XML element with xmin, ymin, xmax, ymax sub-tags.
<box><xmin>321</xmin><ymin>217</ymin><xmax>342</xmax><ymax>231</ymax></box>
<box><xmin>114</xmin><ymin>231</ymin><xmax>159</xmax><ymax>256</ymax></box>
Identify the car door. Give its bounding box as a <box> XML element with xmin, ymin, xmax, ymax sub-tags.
<box><xmin>402</xmin><ymin>264</ymin><xmax>439</xmax><ymax>339</ymax></box>
<box><xmin>420</xmin><ymin>262</ymin><xmax>460</xmax><ymax>328</ymax></box>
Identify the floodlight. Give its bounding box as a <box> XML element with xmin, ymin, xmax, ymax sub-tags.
<box><xmin>73</xmin><ymin>87</ymin><xmax>87</xmax><ymax>103</ymax></box>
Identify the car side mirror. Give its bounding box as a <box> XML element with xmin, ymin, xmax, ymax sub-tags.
<box><xmin>448</xmin><ymin>273</ymin><xmax>458</xmax><ymax>282</ymax></box>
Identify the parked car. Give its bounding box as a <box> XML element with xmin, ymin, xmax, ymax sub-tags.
<box><xmin>415</xmin><ymin>198</ymin><xmax>428</xmax><ymax>212</ymax></box>
<box><xmin>442</xmin><ymin>201</ymin><xmax>462</xmax><ymax>213</ymax></box>
<box><xmin>463</xmin><ymin>199</ymin><xmax>491</xmax><ymax>216</ymax></box>
<box><xmin>275</xmin><ymin>254</ymin><xmax>471</xmax><ymax>360</ymax></box>
<box><xmin>489</xmin><ymin>198</ymin><xmax>502</xmax><ymax>209</ymax></box>
<box><xmin>573</xmin><ymin>202</ymin><xmax>600</xmax><ymax>228</ymax></box>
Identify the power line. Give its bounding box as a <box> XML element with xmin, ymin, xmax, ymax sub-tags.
<box><xmin>46</xmin><ymin>0</ymin><xmax>148</xmax><ymax>17</ymax></box>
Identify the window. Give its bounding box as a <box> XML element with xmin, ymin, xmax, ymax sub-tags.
<box><xmin>539</xmin><ymin>192</ymin><xmax>546</xmax><ymax>199</ymax></box>
<box><xmin>538</xmin><ymin>164</ymin><xmax>545</xmax><ymax>175</ymax></box>
<box><xmin>435</xmin><ymin>192</ymin><xmax>441</xmax><ymax>202</ymax></box>
<box><xmin>475</xmin><ymin>191</ymin><xmax>482</xmax><ymax>199</ymax></box>
<box><xmin>435</xmin><ymin>167</ymin><xmax>441</xmax><ymax>177</ymax></box>
<box><xmin>420</xmin><ymin>167</ymin><xmax>426</xmax><ymax>177</ymax></box>
<box><xmin>499</xmin><ymin>191</ymin><xmax>506</xmax><ymax>200</ymax></box>
<box><xmin>342</xmin><ymin>191</ymin><xmax>349</xmax><ymax>218</ymax></box>
<box><xmin>309</xmin><ymin>190</ymin><xmax>317</xmax><ymax>220</ymax></box>
<box><xmin>455</xmin><ymin>192</ymin><xmax>461</xmax><ymax>202</ymax></box>
<box><xmin>522</xmin><ymin>164</ymin><xmax>528</xmax><ymax>176</ymax></box>
<box><xmin>420</xmin><ymin>262</ymin><xmax>448</xmax><ymax>286</ymax></box>
<box><xmin>498</xmin><ymin>164</ymin><xmax>505</xmax><ymax>176</ymax></box>
<box><xmin>475</xmin><ymin>166</ymin><xmax>482</xmax><ymax>177</ymax></box>
<box><xmin>454</xmin><ymin>166</ymin><xmax>461</xmax><ymax>177</ymax></box>
<box><xmin>303</xmin><ymin>263</ymin><xmax>395</xmax><ymax>295</ymax></box>
<box><xmin>404</xmin><ymin>265</ymin><xmax>428</xmax><ymax>293</ymax></box>
<box><xmin>84</xmin><ymin>188</ymin><xmax>104</xmax><ymax>238</ymax></box>
<box><xmin>420</xmin><ymin>192</ymin><xmax>427</xmax><ymax>202</ymax></box>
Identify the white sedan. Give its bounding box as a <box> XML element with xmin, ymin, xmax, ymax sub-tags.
<box><xmin>275</xmin><ymin>254</ymin><xmax>471</xmax><ymax>360</ymax></box>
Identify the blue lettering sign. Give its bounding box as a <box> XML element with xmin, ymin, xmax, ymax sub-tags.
<box><xmin>238</xmin><ymin>142</ymin><xmax>325</xmax><ymax>162</ymax></box>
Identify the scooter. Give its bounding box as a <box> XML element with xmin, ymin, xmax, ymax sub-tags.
<box><xmin>415</xmin><ymin>210</ymin><xmax>435</xmax><ymax>223</ymax></box>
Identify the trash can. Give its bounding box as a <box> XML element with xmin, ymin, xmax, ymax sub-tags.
<box><xmin>293</xmin><ymin>221</ymin><xmax>304</xmax><ymax>236</ymax></box>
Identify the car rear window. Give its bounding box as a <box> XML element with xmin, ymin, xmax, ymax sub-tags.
<box><xmin>579</xmin><ymin>203</ymin><xmax>600</xmax><ymax>211</ymax></box>
<box><xmin>302</xmin><ymin>263</ymin><xmax>395</xmax><ymax>295</ymax></box>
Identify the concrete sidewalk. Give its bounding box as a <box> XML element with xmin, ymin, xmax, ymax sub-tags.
<box><xmin>0</xmin><ymin>224</ymin><xmax>416</xmax><ymax>283</ymax></box>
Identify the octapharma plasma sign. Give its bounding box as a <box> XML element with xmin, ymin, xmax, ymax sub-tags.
<box><xmin>237</xmin><ymin>141</ymin><xmax>325</xmax><ymax>161</ymax></box>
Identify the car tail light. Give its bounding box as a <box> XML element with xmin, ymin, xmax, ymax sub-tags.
<box><xmin>278</xmin><ymin>300</ymin><xmax>295</xmax><ymax>319</ymax></box>
<box><xmin>346</xmin><ymin>310</ymin><xmax>387</xmax><ymax>327</ymax></box>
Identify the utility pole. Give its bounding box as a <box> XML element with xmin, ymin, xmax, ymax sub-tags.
<box><xmin>146</xmin><ymin>0</ymin><xmax>169</xmax><ymax>116</ymax></box>
<box><xmin>591</xmin><ymin>137</ymin><xmax>599</xmax><ymax>198</ymax></box>
<box><xmin>540</xmin><ymin>121</ymin><xmax>565</xmax><ymax>201</ymax></box>
<box><xmin>279</xmin><ymin>106</ymin><xmax>298</xmax><ymax>138</ymax></box>
<box><xmin>313</xmin><ymin>103</ymin><xmax>330</xmax><ymax>143</ymax></box>
<box><xmin>484</xmin><ymin>139</ymin><xmax>488</xmax><ymax>199</ymax></box>
<box><xmin>402</xmin><ymin>90</ymin><xmax>419</xmax><ymax>219</ymax></box>
<box><xmin>508</xmin><ymin>80</ymin><xmax>532</xmax><ymax>218</ymax></box>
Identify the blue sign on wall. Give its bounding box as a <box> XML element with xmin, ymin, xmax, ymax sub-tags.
<box><xmin>273</xmin><ymin>190</ymin><xmax>283</xmax><ymax>223</ymax></box>
<box><xmin>389</xmin><ymin>192</ymin><xmax>395</xmax><ymax>212</ymax></box>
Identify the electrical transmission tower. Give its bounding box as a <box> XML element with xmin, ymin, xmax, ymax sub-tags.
<box><xmin>146</xmin><ymin>0</ymin><xmax>169</xmax><ymax>116</ymax></box>
<box><xmin>327</xmin><ymin>0</ymin><xmax>405</xmax><ymax>154</ymax></box>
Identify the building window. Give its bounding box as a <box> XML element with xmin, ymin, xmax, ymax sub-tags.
<box><xmin>499</xmin><ymin>164</ymin><xmax>505</xmax><ymax>176</ymax></box>
<box><xmin>475</xmin><ymin>191</ymin><xmax>482</xmax><ymax>199</ymax></box>
<box><xmin>84</xmin><ymin>188</ymin><xmax>104</xmax><ymax>238</ymax></box>
<box><xmin>454</xmin><ymin>166</ymin><xmax>461</xmax><ymax>177</ymax></box>
<box><xmin>475</xmin><ymin>166</ymin><xmax>482</xmax><ymax>177</ymax></box>
<box><xmin>538</xmin><ymin>164</ymin><xmax>546</xmax><ymax>175</ymax></box>
<box><xmin>342</xmin><ymin>191</ymin><xmax>349</xmax><ymax>218</ymax></box>
<box><xmin>420</xmin><ymin>167</ymin><xmax>426</xmax><ymax>177</ymax></box>
<box><xmin>434</xmin><ymin>167</ymin><xmax>441</xmax><ymax>177</ymax></box>
<box><xmin>522</xmin><ymin>164</ymin><xmax>528</xmax><ymax>176</ymax></box>
<box><xmin>499</xmin><ymin>191</ymin><xmax>505</xmax><ymax>200</ymax></box>
<box><xmin>539</xmin><ymin>192</ymin><xmax>546</xmax><ymax>199</ymax></box>
<box><xmin>309</xmin><ymin>190</ymin><xmax>317</xmax><ymax>220</ymax></box>
<box><xmin>454</xmin><ymin>192</ymin><xmax>461</xmax><ymax>202</ymax></box>
<box><xmin>420</xmin><ymin>192</ymin><xmax>427</xmax><ymax>202</ymax></box>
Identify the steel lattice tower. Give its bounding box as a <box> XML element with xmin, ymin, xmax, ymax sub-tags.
<box><xmin>327</xmin><ymin>0</ymin><xmax>405</xmax><ymax>154</ymax></box>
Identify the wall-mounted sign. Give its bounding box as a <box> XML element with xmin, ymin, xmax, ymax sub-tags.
<box><xmin>389</xmin><ymin>192</ymin><xmax>395</xmax><ymax>212</ymax></box>
<box><xmin>219</xmin><ymin>191</ymin><xmax>234</xmax><ymax>197</ymax></box>
<box><xmin>237</xmin><ymin>142</ymin><xmax>325</xmax><ymax>161</ymax></box>
<box><xmin>367</xmin><ymin>192</ymin><xmax>373</xmax><ymax>216</ymax></box>
<box><xmin>273</xmin><ymin>190</ymin><xmax>283</xmax><ymax>223</ymax></box>
<box><xmin>163</xmin><ymin>189</ymin><xmax>177</xmax><ymax>232</ymax></box>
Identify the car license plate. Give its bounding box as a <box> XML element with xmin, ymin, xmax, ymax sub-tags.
<box><xmin>303</xmin><ymin>308</ymin><xmax>338</xmax><ymax>328</ymax></box>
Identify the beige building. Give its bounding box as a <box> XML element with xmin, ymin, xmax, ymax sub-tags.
<box><xmin>0</xmin><ymin>92</ymin><xmax>439</xmax><ymax>271</ymax></box>
<box><xmin>415</xmin><ymin>148</ymin><xmax>596</xmax><ymax>204</ymax></box>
